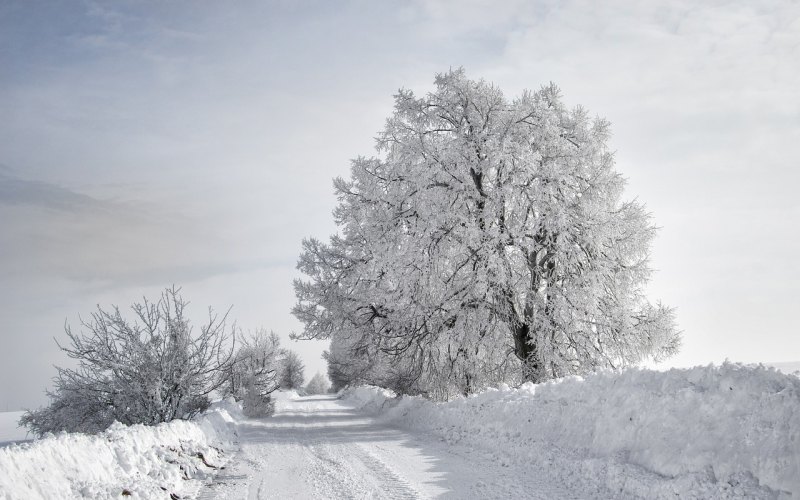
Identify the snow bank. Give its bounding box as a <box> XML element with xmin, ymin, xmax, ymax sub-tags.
<box><xmin>270</xmin><ymin>389</ymin><xmax>301</xmax><ymax>412</ymax></box>
<box><xmin>343</xmin><ymin>363</ymin><xmax>800</xmax><ymax>498</ymax></box>
<box><xmin>342</xmin><ymin>386</ymin><xmax>397</xmax><ymax>414</ymax></box>
<box><xmin>271</xmin><ymin>389</ymin><xmax>300</xmax><ymax>403</ymax></box>
<box><xmin>0</xmin><ymin>400</ymin><xmax>242</xmax><ymax>500</ymax></box>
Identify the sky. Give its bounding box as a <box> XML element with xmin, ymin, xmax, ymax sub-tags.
<box><xmin>1</xmin><ymin>0</ymin><xmax>798</xmax><ymax>410</ymax></box>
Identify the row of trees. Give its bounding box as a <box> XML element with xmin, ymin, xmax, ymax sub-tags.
<box><xmin>21</xmin><ymin>287</ymin><xmax>309</xmax><ymax>436</ymax></box>
<box><xmin>293</xmin><ymin>69</ymin><xmax>680</xmax><ymax>398</ymax></box>
<box><xmin>217</xmin><ymin>328</ymin><xmax>306</xmax><ymax>418</ymax></box>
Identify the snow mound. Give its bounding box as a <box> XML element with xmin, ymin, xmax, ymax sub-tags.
<box><xmin>270</xmin><ymin>389</ymin><xmax>301</xmax><ymax>412</ymax></box>
<box><xmin>344</xmin><ymin>363</ymin><xmax>800</xmax><ymax>498</ymax></box>
<box><xmin>271</xmin><ymin>389</ymin><xmax>300</xmax><ymax>402</ymax></box>
<box><xmin>208</xmin><ymin>396</ymin><xmax>245</xmax><ymax>422</ymax></box>
<box><xmin>341</xmin><ymin>386</ymin><xmax>397</xmax><ymax>414</ymax></box>
<box><xmin>0</xmin><ymin>402</ymin><xmax>242</xmax><ymax>500</ymax></box>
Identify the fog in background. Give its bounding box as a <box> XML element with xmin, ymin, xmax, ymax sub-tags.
<box><xmin>1</xmin><ymin>0</ymin><xmax>798</xmax><ymax>409</ymax></box>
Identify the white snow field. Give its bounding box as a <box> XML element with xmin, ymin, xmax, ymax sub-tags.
<box><xmin>2</xmin><ymin>363</ymin><xmax>798</xmax><ymax>499</ymax></box>
<box><xmin>203</xmin><ymin>393</ymin><xmax>600</xmax><ymax>499</ymax></box>
<box><xmin>347</xmin><ymin>363</ymin><xmax>799</xmax><ymax>499</ymax></box>
<box><xmin>206</xmin><ymin>363</ymin><xmax>798</xmax><ymax>499</ymax></box>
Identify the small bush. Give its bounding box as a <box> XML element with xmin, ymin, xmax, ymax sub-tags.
<box><xmin>21</xmin><ymin>287</ymin><xmax>234</xmax><ymax>436</ymax></box>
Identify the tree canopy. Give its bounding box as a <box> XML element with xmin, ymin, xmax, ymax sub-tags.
<box><xmin>280</xmin><ymin>350</ymin><xmax>305</xmax><ymax>390</ymax></box>
<box><xmin>294</xmin><ymin>69</ymin><xmax>680</xmax><ymax>398</ymax></box>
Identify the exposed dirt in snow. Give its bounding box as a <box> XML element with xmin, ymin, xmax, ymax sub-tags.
<box><xmin>202</xmin><ymin>395</ymin><xmax>608</xmax><ymax>499</ymax></box>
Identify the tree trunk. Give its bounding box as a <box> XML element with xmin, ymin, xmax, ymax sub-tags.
<box><xmin>513</xmin><ymin>322</ymin><xmax>541</xmax><ymax>382</ymax></box>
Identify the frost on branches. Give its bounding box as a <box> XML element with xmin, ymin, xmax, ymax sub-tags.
<box><xmin>294</xmin><ymin>69</ymin><xmax>680</xmax><ymax>398</ymax></box>
<box><xmin>219</xmin><ymin>329</ymin><xmax>283</xmax><ymax>417</ymax></box>
<box><xmin>21</xmin><ymin>287</ymin><xmax>235</xmax><ymax>435</ymax></box>
<box><xmin>218</xmin><ymin>329</ymin><xmax>307</xmax><ymax>416</ymax></box>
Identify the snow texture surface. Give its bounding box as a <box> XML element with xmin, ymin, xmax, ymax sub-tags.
<box><xmin>2</xmin><ymin>365</ymin><xmax>797</xmax><ymax>499</ymax></box>
<box><xmin>344</xmin><ymin>363</ymin><xmax>799</xmax><ymax>498</ymax></box>
<box><xmin>204</xmin><ymin>393</ymin><xmax>609</xmax><ymax>499</ymax></box>
<box><xmin>0</xmin><ymin>400</ymin><xmax>240</xmax><ymax>499</ymax></box>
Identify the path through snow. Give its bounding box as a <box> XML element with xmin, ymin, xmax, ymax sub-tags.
<box><xmin>201</xmin><ymin>394</ymin><xmax>604</xmax><ymax>499</ymax></box>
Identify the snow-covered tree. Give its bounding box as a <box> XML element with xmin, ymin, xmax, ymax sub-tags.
<box><xmin>279</xmin><ymin>350</ymin><xmax>305</xmax><ymax>390</ymax></box>
<box><xmin>305</xmin><ymin>372</ymin><xmax>330</xmax><ymax>395</ymax></box>
<box><xmin>221</xmin><ymin>329</ymin><xmax>282</xmax><ymax>417</ymax></box>
<box><xmin>21</xmin><ymin>287</ymin><xmax>234</xmax><ymax>436</ymax></box>
<box><xmin>294</xmin><ymin>69</ymin><xmax>680</xmax><ymax>396</ymax></box>
<box><xmin>322</xmin><ymin>332</ymin><xmax>382</xmax><ymax>392</ymax></box>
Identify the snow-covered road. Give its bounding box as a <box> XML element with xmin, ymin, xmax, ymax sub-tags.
<box><xmin>201</xmin><ymin>395</ymin><xmax>600</xmax><ymax>499</ymax></box>
<box><xmin>3</xmin><ymin>366</ymin><xmax>793</xmax><ymax>498</ymax></box>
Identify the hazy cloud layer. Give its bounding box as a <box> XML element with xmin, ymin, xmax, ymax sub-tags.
<box><xmin>1</xmin><ymin>0</ymin><xmax>798</xmax><ymax>408</ymax></box>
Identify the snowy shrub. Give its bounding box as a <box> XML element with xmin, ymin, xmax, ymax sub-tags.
<box><xmin>241</xmin><ymin>388</ymin><xmax>275</xmax><ymax>417</ymax></box>
<box><xmin>20</xmin><ymin>287</ymin><xmax>235</xmax><ymax>436</ymax></box>
<box><xmin>219</xmin><ymin>329</ymin><xmax>282</xmax><ymax>417</ymax></box>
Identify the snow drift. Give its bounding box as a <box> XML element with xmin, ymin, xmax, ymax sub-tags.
<box><xmin>0</xmin><ymin>399</ymin><xmax>242</xmax><ymax>500</ymax></box>
<box><xmin>343</xmin><ymin>363</ymin><xmax>800</xmax><ymax>498</ymax></box>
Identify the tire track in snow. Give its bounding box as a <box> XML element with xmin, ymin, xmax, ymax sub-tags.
<box><xmin>351</xmin><ymin>444</ymin><xmax>421</xmax><ymax>499</ymax></box>
<box><xmin>305</xmin><ymin>441</ymin><xmax>422</xmax><ymax>499</ymax></box>
<box><xmin>209</xmin><ymin>395</ymin><xmax>592</xmax><ymax>499</ymax></box>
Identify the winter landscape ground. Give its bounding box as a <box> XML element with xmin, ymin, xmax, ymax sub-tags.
<box><xmin>1</xmin><ymin>363</ymin><xmax>798</xmax><ymax>499</ymax></box>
